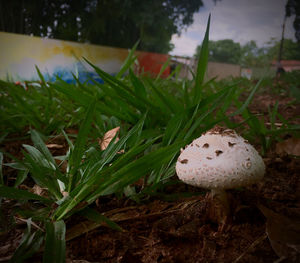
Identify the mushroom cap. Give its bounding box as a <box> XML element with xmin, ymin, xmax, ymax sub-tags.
<box><xmin>176</xmin><ymin>126</ymin><xmax>265</xmax><ymax>189</ymax></box>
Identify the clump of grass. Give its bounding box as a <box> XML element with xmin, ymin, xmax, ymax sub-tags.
<box><xmin>0</xmin><ymin>78</ymin><xmax>81</xmax><ymax>137</ymax></box>
<box><xmin>0</xmin><ymin>15</ymin><xmax>214</xmax><ymax>262</ymax></box>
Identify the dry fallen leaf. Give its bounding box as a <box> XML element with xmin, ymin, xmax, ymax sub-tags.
<box><xmin>99</xmin><ymin>126</ymin><xmax>120</xmax><ymax>151</ymax></box>
<box><xmin>31</xmin><ymin>184</ymin><xmax>48</xmax><ymax>198</ymax></box>
<box><xmin>258</xmin><ymin>204</ymin><xmax>300</xmax><ymax>262</ymax></box>
<box><xmin>61</xmin><ymin>191</ymin><xmax>69</xmax><ymax>197</ymax></box>
<box><xmin>275</xmin><ymin>138</ymin><xmax>300</xmax><ymax>156</ymax></box>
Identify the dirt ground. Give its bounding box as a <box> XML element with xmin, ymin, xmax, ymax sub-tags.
<box><xmin>1</xmin><ymin>84</ymin><xmax>300</xmax><ymax>263</ymax></box>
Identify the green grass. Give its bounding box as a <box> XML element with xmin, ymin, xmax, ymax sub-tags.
<box><xmin>1</xmin><ymin>16</ymin><xmax>299</xmax><ymax>262</ymax></box>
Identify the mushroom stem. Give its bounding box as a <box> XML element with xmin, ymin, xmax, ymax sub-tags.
<box><xmin>211</xmin><ymin>188</ymin><xmax>230</xmax><ymax>213</ymax></box>
<box><xmin>211</xmin><ymin>188</ymin><xmax>230</xmax><ymax>230</ymax></box>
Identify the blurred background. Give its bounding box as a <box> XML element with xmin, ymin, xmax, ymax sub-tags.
<box><xmin>0</xmin><ymin>0</ymin><xmax>299</xmax><ymax>80</ymax></box>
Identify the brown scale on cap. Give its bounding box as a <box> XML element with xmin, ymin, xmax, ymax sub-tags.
<box><xmin>204</xmin><ymin>125</ymin><xmax>237</xmax><ymax>138</ymax></box>
<box><xmin>179</xmin><ymin>159</ymin><xmax>189</xmax><ymax>164</ymax></box>
<box><xmin>206</xmin><ymin>157</ymin><xmax>212</xmax><ymax>160</ymax></box>
<box><xmin>215</xmin><ymin>150</ymin><xmax>223</xmax><ymax>156</ymax></box>
<box><xmin>222</xmin><ymin>130</ymin><xmax>237</xmax><ymax>138</ymax></box>
<box><xmin>228</xmin><ymin>142</ymin><xmax>236</xmax><ymax>147</ymax></box>
<box><xmin>204</xmin><ymin>125</ymin><xmax>225</xmax><ymax>134</ymax></box>
<box><xmin>203</xmin><ymin>143</ymin><xmax>209</xmax><ymax>148</ymax></box>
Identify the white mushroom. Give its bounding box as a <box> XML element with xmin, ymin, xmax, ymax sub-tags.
<box><xmin>176</xmin><ymin>126</ymin><xmax>265</xmax><ymax>227</ymax></box>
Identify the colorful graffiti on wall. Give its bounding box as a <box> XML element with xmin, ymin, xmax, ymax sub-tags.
<box><xmin>0</xmin><ymin>32</ymin><xmax>170</xmax><ymax>83</ymax></box>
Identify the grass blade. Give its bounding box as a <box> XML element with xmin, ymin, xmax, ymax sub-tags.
<box><xmin>116</xmin><ymin>40</ymin><xmax>139</xmax><ymax>78</ymax></box>
<box><xmin>162</xmin><ymin>112</ymin><xmax>185</xmax><ymax>146</ymax></box>
<box><xmin>22</xmin><ymin>148</ymin><xmax>63</xmax><ymax>199</ymax></box>
<box><xmin>0</xmin><ymin>185</ymin><xmax>53</xmax><ymax>204</ymax></box>
<box><xmin>53</xmin><ymin>141</ymin><xmax>182</xmax><ymax>221</ymax></box>
<box><xmin>31</xmin><ymin>130</ymin><xmax>56</xmax><ymax>167</ymax></box>
<box><xmin>52</xmin><ymin>80</ymin><xmax>131</xmax><ymax>122</ymax></box>
<box><xmin>155</xmin><ymin>56</ymin><xmax>171</xmax><ymax>81</ymax></box>
<box><xmin>231</xmin><ymin>78</ymin><xmax>262</xmax><ymax>116</ymax></box>
<box><xmin>43</xmin><ymin>220</ymin><xmax>66</xmax><ymax>263</ymax></box>
<box><xmin>129</xmin><ymin>69</ymin><xmax>147</xmax><ymax>100</ymax></box>
<box><xmin>84</xmin><ymin>58</ymin><xmax>153</xmax><ymax>114</ymax></box>
<box><xmin>14</xmin><ymin>169</ymin><xmax>29</xmax><ymax>188</ymax></box>
<box><xmin>146</xmin><ymin>79</ymin><xmax>180</xmax><ymax>114</ymax></box>
<box><xmin>9</xmin><ymin>219</ymin><xmax>44</xmax><ymax>263</ymax></box>
<box><xmin>53</xmin><ymin>117</ymin><xmax>147</xmax><ymax>220</ymax></box>
<box><xmin>86</xmin><ymin>142</ymin><xmax>183</xmax><ymax>202</ymax></box>
<box><xmin>178</xmin><ymin>85</ymin><xmax>233</xmax><ymax>141</ymax></box>
<box><xmin>35</xmin><ymin>66</ymin><xmax>46</xmax><ymax>84</ymax></box>
<box><xmin>79</xmin><ymin>207</ymin><xmax>122</xmax><ymax>231</ymax></box>
<box><xmin>193</xmin><ymin>14</ymin><xmax>211</xmax><ymax>104</ymax></box>
<box><xmin>68</xmin><ymin>99</ymin><xmax>96</xmax><ymax>191</ymax></box>
<box><xmin>0</xmin><ymin>152</ymin><xmax>3</xmax><ymax>185</ymax></box>
<box><xmin>100</xmin><ymin>114</ymin><xmax>146</xmax><ymax>169</ymax></box>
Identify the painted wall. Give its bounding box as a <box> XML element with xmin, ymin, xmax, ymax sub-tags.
<box><xmin>205</xmin><ymin>62</ymin><xmax>241</xmax><ymax>81</ymax></box>
<box><xmin>0</xmin><ymin>32</ymin><xmax>170</xmax><ymax>82</ymax></box>
<box><xmin>172</xmin><ymin>56</ymin><xmax>242</xmax><ymax>81</ymax></box>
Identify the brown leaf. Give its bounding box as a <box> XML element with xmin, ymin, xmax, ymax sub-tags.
<box><xmin>99</xmin><ymin>127</ymin><xmax>120</xmax><ymax>151</ymax></box>
<box><xmin>275</xmin><ymin>138</ymin><xmax>300</xmax><ymax>156</ymax></box>
<box><xmin>65</xmin><ymin>128</ymin><xmax>78</xmax><ymax>134</ymax></box>
<box><xmin>31</xmin><ymin>184</ymin><xmax>48</xmax><ymax>197</ymax></box>
<box><xmin>258</xmin><ymin>204</ymin><xmax>300</xmax><ymax>261</ymax></box>
<box><xmin>61</xmin><ymin>191</ymin><xmax>69</xmax><ymax>197</ymax></box>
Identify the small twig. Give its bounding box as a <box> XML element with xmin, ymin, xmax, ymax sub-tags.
<box><xmin>265</xmin><ymin>122</ymin><xmax>283</xmax><ymax>127</ymax></box>
<box><xmin>233</xmin><ymin>233</ymin><xmax>267</xmax><ymax>263</ymax></box>
<box><xmin>15</xmin><ymin>217</ymin><xmax>45</xmax><ymax>232</ymax></box>
<box><xmin>46</xmin><ymin>143</ymin><xmax>64</xmax><ymax>149</ymax></box>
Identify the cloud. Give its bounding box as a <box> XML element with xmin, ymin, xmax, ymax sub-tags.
<box><xmin>170</xmin><ymin>34</ymin><xmax>201</xmax><ymax>57</ymax></box>
<box><xmin>171</xmin><ymin>0</ymin><xmax>296</xmax><ymax>57</ymax></box>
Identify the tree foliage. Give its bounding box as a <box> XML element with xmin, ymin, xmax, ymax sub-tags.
<box><xmin>266</xmin><ymin>38</ymin><xmax>300</xmax><ymax>61</ymax></box>
<box><xmin>0</xmin><ymin>0</ymin><xmax>203</xmax><ymax>53</ymax></box>
<box><xmin>195</xmin><ymin>39</ymin><xmax>242</xmax><ymax>64</ymax></box>
<box><xmin>195</xmin><ymin>38</ymin><xmax>300</xmax><ymax>67</ymax></box>
<box><xmin>239</xmin><ymin>41</ymin><xmax>269</xmax><ymax>67</ymax></box>
<box><xmin>286</xmin><ymin>0</ymin><xmax>300</xmax><ymax>42</ymax></box>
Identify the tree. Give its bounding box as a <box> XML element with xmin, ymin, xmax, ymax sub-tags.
<box><xmin>239</xmin><ymin>41</ymin><xmax>271</xmax><ymax>67</ymax></box>
<box><xmin>195</xmin><ymin>39</ymin><xmax>242</xmax><ymax>64</ymax></box>
<box><xmin>265</xmin><ymin>38</ymin><xmax>300</xmax><ymax>61</ymax></box>
<box><xmin>0</xmin><ymin>0</ymin><xmax>203</xmax><ymax>53</ymax></box>
<box><xmin>239</xmin><ymin>39</ymin><xmax>300</xmax><ymax>67</ymax></box>
<box><xmin>0</xmin><ymin>0</ymin><xmax>89</xmax><ymax>41</ymax></box>
<box><xmin>195</xmin><ymin>37</ymin><xmax>300</xmax><ymax>68</ymax></box>
<box><xmin>286</xmin><ymin>0</ymin><xmax>300</xmax><ymax>42</ymax></box>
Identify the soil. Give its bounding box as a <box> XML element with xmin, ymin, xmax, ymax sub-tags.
<box><xmin>1</xmin><ymin>82</ymin><xmax>300</xmax><ymax>263</ymax></box>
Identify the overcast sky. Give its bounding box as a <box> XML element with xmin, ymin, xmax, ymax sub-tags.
<box><xmin>171</xmin><ymin>0</ymin><xmax>296</xmax><ymax>57</ymax></box>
